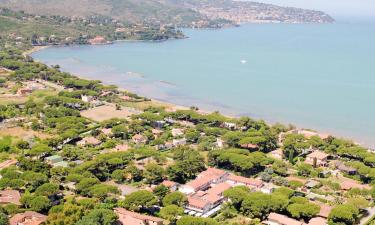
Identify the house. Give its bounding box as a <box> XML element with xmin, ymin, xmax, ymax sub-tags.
<box><xmin>173</xmin><ymin>138</ymin><xmax>187</xmax><ymax>147</ymax></box>
<box><xmin>152</xmin><ymin>129</ymin><xmax>163</xmax><ymax>138</ymax></box>
<box><xmin>261</xmin><ymin>183</ymin><xmax>276</xmax><ymax>194</ymax></box>
<box><xmin>216</xmin><ymin>138</ymin><xmax>225</xmax><ymax>149</ymax></box>
<box><xmin>81</xmin><ymin>95</ymin><xmax>94</xmax><ymax>103</ymax></box>
<box><xmin>227</xmin><ymin>174</ymin><xmax>263</xmax><ymax>189</ymax></box>
<box><xmin>101</xmin><ymin>128</ymin><xmax>113</xmax><ymax>136</ymax></box>
<box><xmin>132</xmin><ymin>134</ymin><xmax>147</xmax><ymax>145</ymax></box>
<box><xmin>264</xmin><ymin>213</ymin><xmax>304</xmax><ymax>225</ymax></box>
<box><xmin>240</xmin><ymin>143</ymin><xmax>259</xmax><ymax>150</ymax></box>
<box><xmin>153</xmin><ymin>120</ymin><xmax>166</xmax><ymax>129</ymax></box>
<box><xmin>269</xmin><ymin>149</ymin><xmax>283</xmax><ymax>160</ymax></box>
<box><xmin>114</xmin><ymin>144</ymin><xmax>129</xmax><ymax>152</ymax></box>
<box><xmin>315</xmin><ymin>203</ymin><xmax>333</xmax><ymax>218</ymax></box>
<box><xmin>307</xmin><ymin>217</ymin><xmax>327</xmax><ymax>225</ymax></box>
<box><xmin>77</xmin><ymin>137</ymin><xmax>102</xmax><ymax>147</ymax></box>
<box><xmin>179</xmin><ymin>168</ymin><xmax>229</xmax><ymax>194</ymax></box>
<box><xmin>305</xmin><ymin>180</ymin><xmax>321</xmax><ymax>189</ymax></box>
<box><xmin>0</xmin><ymin>190</ymin><xmax>21</xmax><ymax>205</ymax></box>
<box><xmin>10</xmin><ymin>211</ymin><xmax>47</xmax><ymax>225</ymax></box>
<box><xmin>334</xmin><ymin>161</ymin><xmax>357</xmax><ymax>175</ymax></box>
<box><xmin>305</xmin><ymin>151</ymin><xmax>329</xmax><ymax>167</ymax></box>
<box><xmin>17</xmin><ymin>88</ymin><xmax>32</xmax><ymax>96</ymax></box>
<box><xmin>171</xmin><ymin>128</ymin><xmax>184</xmax><ymax>137</ymax></box>
<box><xmin>223</xmin><ymin>122</ymin><xmax>237</xmax><ymax>130</ymax></box>
<box><xmin>186</xmin><ymin>197</ymin><xmax>212</xmax><ymax>215</ymax></box>
<box><xmin>88</xmin><ymin>36</ymin><xmax>108</xmax><ymax>45</ymax></box>
<box><xmin>161</xmin><ymin>180</ymin><xmax>179</xmax><ymax>192</ymax></box>
<box><xmin>114</xmin><ymin>208</ymin><xmax>164</xmax><ymax>225</ymax></box>
<box><xmin>0</xmin><ymin>159</ymin><xmax>17</xmax><ymax>170</ymax></box>
<box><xmin>45</xmin><ymin>155</ymin><xmax>63</xmax><ymax>165</ymax></box>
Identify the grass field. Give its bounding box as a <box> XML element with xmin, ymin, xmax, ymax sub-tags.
<box><xmin>80</xmin><ymin>104</ymin><xmax>141</xmax><ymax>122</ymax></box>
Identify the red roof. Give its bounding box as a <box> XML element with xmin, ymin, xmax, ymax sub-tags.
<box><xmin>161</xmin><ymin>180</ymin><xmax>178</xmax><ymax>188</ymax></box>
<box><xmin>267</xmin><ymin>213</ymin><xmax>304</xmax><ymax>225</ymax></box>
<box><xmin>0</xmin><ymin>190</ymin><xmax>21</xmax><ymax>205</ymax></box>
<box><xmin>10</xmin><ymin>211</ymin><xmax>47</xmax><ymax>225</ymax></box>
<box><xmin>206</xmin><ymin>182</ymin><xmax>232</xmax><ymax>196</ymax></box>
<box><xmin>228</xmin><ymin>174</ymin><xmax>263</xmax><ymax>188</ymax></box>
<box><xmin>306</xmin><ymin>151</ymin><xmax>329</xmax><ymax>160</ymax></box>
<box><xmin>115</xmin><ymin>208</ymin><xmax>163</xmax><ymax>225</ymax></box>
<box><xmin>0</xmin><ymin>159</ymin><xmax>17</xmax><ymax>169</ymax></box>
<box><xmin>187</xmin><ymin>196</ymin><xmax>211</xmax><ymax>209</ymax></box>
<box><xmin>308</xmin><ymin>217</ymin><xmax>327</xmax><ymax>225</ymax></box>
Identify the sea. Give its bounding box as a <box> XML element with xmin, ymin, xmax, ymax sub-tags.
<box><xmin>32</xmin><ymin>23</ymin><xmax>375</xmax><ymax>148</ymax></box>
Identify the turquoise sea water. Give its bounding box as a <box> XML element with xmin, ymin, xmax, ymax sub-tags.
<box><xmin>32</xmin><ymin>23</ymin><xmax>375</xmax><ymax>148</ymax></box>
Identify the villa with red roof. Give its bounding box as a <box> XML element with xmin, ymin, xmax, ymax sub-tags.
<box><xmin>179</xmin><ymin>167</ymin><xmax>265</xmax><ymax>217</ymax></box>
<box><xmin>115</xmin><ymin>208</ymin><xmax>164</xmax><ymax>225</ymax></box>
<box><xmin>305</xmin><ymin>151</ymin><xmax>329</xmax><ymax>167</ymax></box>
<box><xmin>10</xmin><ymin>211</ymin><xmax>47</xmax><ymax>225</ymax></box>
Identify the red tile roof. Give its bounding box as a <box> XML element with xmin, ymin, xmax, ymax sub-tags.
<box><xmin>306</xmin><ymin>151</ymin><xmax>329</xmax><ymax>160</ymax></box>
<box><xmin>115</xmin><ymin>208</ymin><xmax>163</xmax><ymax>225</ymax></box>
<box><xmin>187</xmin><ymin>196</ymin><xmax>211</xmax><ymax>209</ymax></box>
<box><xmin>0</xmin><ymin>159</ymin><xmax>17</xmax><ymax>169</ymax></box>
<box><xmin>267</xmin><ymin>213</ymin><xmax>304</xmax><ymax>225</ymax></box>
<box><xmin>10</xmin><ymin>211</ymin><xmax>47</xmax><ymax>225</ymax></box>
<box><xmin>0</xmin><ymin>190</ymin><xmax>21</xmax><ymax>205</ymax></box>
<box><xmin>206</xmin><ymin>182</ymin><xmax>232</xmax><ymax>196</ymax></box>
<box><xmin>161</xmin><ymin>180</ymin><xmax>178</xmax><ymax>188</ymax></box>
<box><xmin>307</xmin><ymin>217</ymin><xmax>327</xmax><ymax>225</ymax></box>
<box><xmin>228</xmin><ymin>174</ymin><xmax>263</xmax><ymax>188</ymax></box>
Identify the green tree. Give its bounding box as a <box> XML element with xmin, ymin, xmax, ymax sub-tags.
<box><xmin>328</xmin><ymin>204</ymin><xmax>359</xmax><ymax>225</ymax></box>
<box><xmin>75</xmin><ymin>208</ymin><xmax>118</xmax><ymax>225</ymax></box>
<box><xmin>154</xmin><ymin>185</ymin><xmax>170</xmax><ymax>200</ymax></box>
<box><xmin>159</xmin><ymin>205</ymin><xmax>184</xmax><ymax>224</ymax></box>
<box><xmin>0</xmin><ymin>212</ymin><xmax>8</xmax><ymax>225</ymax></box>
<box><xmin>162</xmin><ymin>192</ymin><xmax>187</xmax><ymax>207</ymax></box>
<box><xmin>144</xmin><ymin>163</ymin><xmax>165</xmax><ymax>184</ymax></box>
<box><xmin>120</xmin><ymin>190</ymin><xmax>157</xmax><ymax>211</ymax></box>
<box><xmin>177</xmin><ymin>216</ymin><xmax>219</xmax><ymax>225</ymax></box>
<box><xmin>35</xmin><ymin>183</ymin><xmax>59</xmax><ymax>196</ymax></box>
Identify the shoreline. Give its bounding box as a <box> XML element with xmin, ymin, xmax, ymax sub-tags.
<box><xmin>28</xmin><ymin>46</ymin><xmax>374</xmax><ymax>150</ymax></box>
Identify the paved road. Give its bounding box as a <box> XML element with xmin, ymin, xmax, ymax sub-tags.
<box><xmin>360</xmin><ymin>207</ymin><xmax>375</xmax><ymax>225</ymax></box>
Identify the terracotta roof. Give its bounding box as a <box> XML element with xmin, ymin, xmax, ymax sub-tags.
<box><xmin>10</xmin><ymin>211</ymin><xmax>47</xmax><ymax>225</ymax></box>
<box><xmin>340</xmin><ymin>179</ymin><xmax>371</xmax><ymax>190</ymax></box>
<box><xmin>161</xmin><ymin>180</ymin><xmax>178</xmax><ymax>188</ymax></box>
<box><xmin>306</xmin><ymin>151</ymin><xmax>329</xmax><ymax>160</ymax></box>
<box><xmin>0</xmin><ymin>159</ymin><xmax>17</xmax><ymax>169</ymax></box>
<box><xmin>185</xmin><ymin>168</ymin><xmax>228</xmax><ymax>191</ymax></box>
<box><xmin>115</xmin><ymin>144</ymin><xmax>129</xmax><ymax>152</ymax></box>
<box><xmin>101</xmin><ymin>128</ymin><xmax>112</xmax><ymax>135</ymax></box>
<box><xmin>0</xmin><ymin>190</ymin><xmax>21</xmax><ymax>205</ymax></box>
<box><xmin>307</xmin><ymin>217</ymin><xmax>327</xmax><ymax>225</ymax></box>
<box><xmin>228</xmin><ymin>174</ymin><xmax>263</xmax><ymax>188</ymax></box>
<box><xmin>316</xmin><ymin>203</ymin><xmax>333</xmax><ymax>218</ymax></box>
<box><xmin>267</xmin><ymin>213</ymin><xmax>304</xmax><ymax>225</ymax></box>
<box><xmin>207</xmin><ymin>182</ymin><xmax>232</xmax><ymax>196</ymax></box>
<box><xmin>187</xmin><ymin>196</ymin><xmax>211</xmax><ymax>209</ymax></box>
<box><xmin>115</xmin><ymin>208</ymin><xmax>163</xmax><ymax>224</ymax></box>
<box><xmin>132</xmin><ymin>134</ymin><xmax>147</xmax><ymax>142</ymax></box>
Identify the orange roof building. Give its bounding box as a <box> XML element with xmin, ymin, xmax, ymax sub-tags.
<box><xmin>0</xmin><ymin>190</ymin><xmax>21</xmax><ymax>205</ymax></box>
<box><xmin>265</xmin><ymin>213</ymin><xmax>304</xmax><ymax>225</ymax></box>
<box><xmin>115</xmin><ymin>208</ymin><xmax>164</xmax><ymax>225</ymax></box>
<box><xmin>10</xmin><ymin>211</ymin><xmax>47</xmax><ymax>225</ymax></box>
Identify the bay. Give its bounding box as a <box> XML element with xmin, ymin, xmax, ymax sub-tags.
<box><xmin>32</xmin><ymin>23</ymin><xmax>375</xmax><ymax>148</ymax></box>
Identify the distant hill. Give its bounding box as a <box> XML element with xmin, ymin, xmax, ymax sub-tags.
<box><xmin>0</xmin><ymin>0</ymin><xmax>334</xmax><ymax>26</ymax></box>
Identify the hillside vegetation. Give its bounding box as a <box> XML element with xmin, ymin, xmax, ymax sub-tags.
<box><xmin>0</xmin><ymin>0</ymin><xmax>334</xmax><ymax>26</ymax></box>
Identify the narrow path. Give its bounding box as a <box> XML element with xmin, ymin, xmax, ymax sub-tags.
<box><xmin>360</xmin><ymin>207</ymin><xmax>375</xmax><ymax>225</ymax></box>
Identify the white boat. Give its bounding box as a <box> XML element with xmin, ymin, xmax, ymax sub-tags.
<box><xmin>240</xmin><ymin>59</ymin><xmax>247</xmax><ymax>64</ymax></box>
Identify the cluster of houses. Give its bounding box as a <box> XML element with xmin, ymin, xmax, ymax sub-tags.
<box><xmin>175</xmin><ymin>167</ymin><xmax>266</xmax><ymax>217</ymax></box>
<box><xmin>16</xmin><ymin>80</ymin><xmax>46</xmax><ymax>96</ymax></box>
